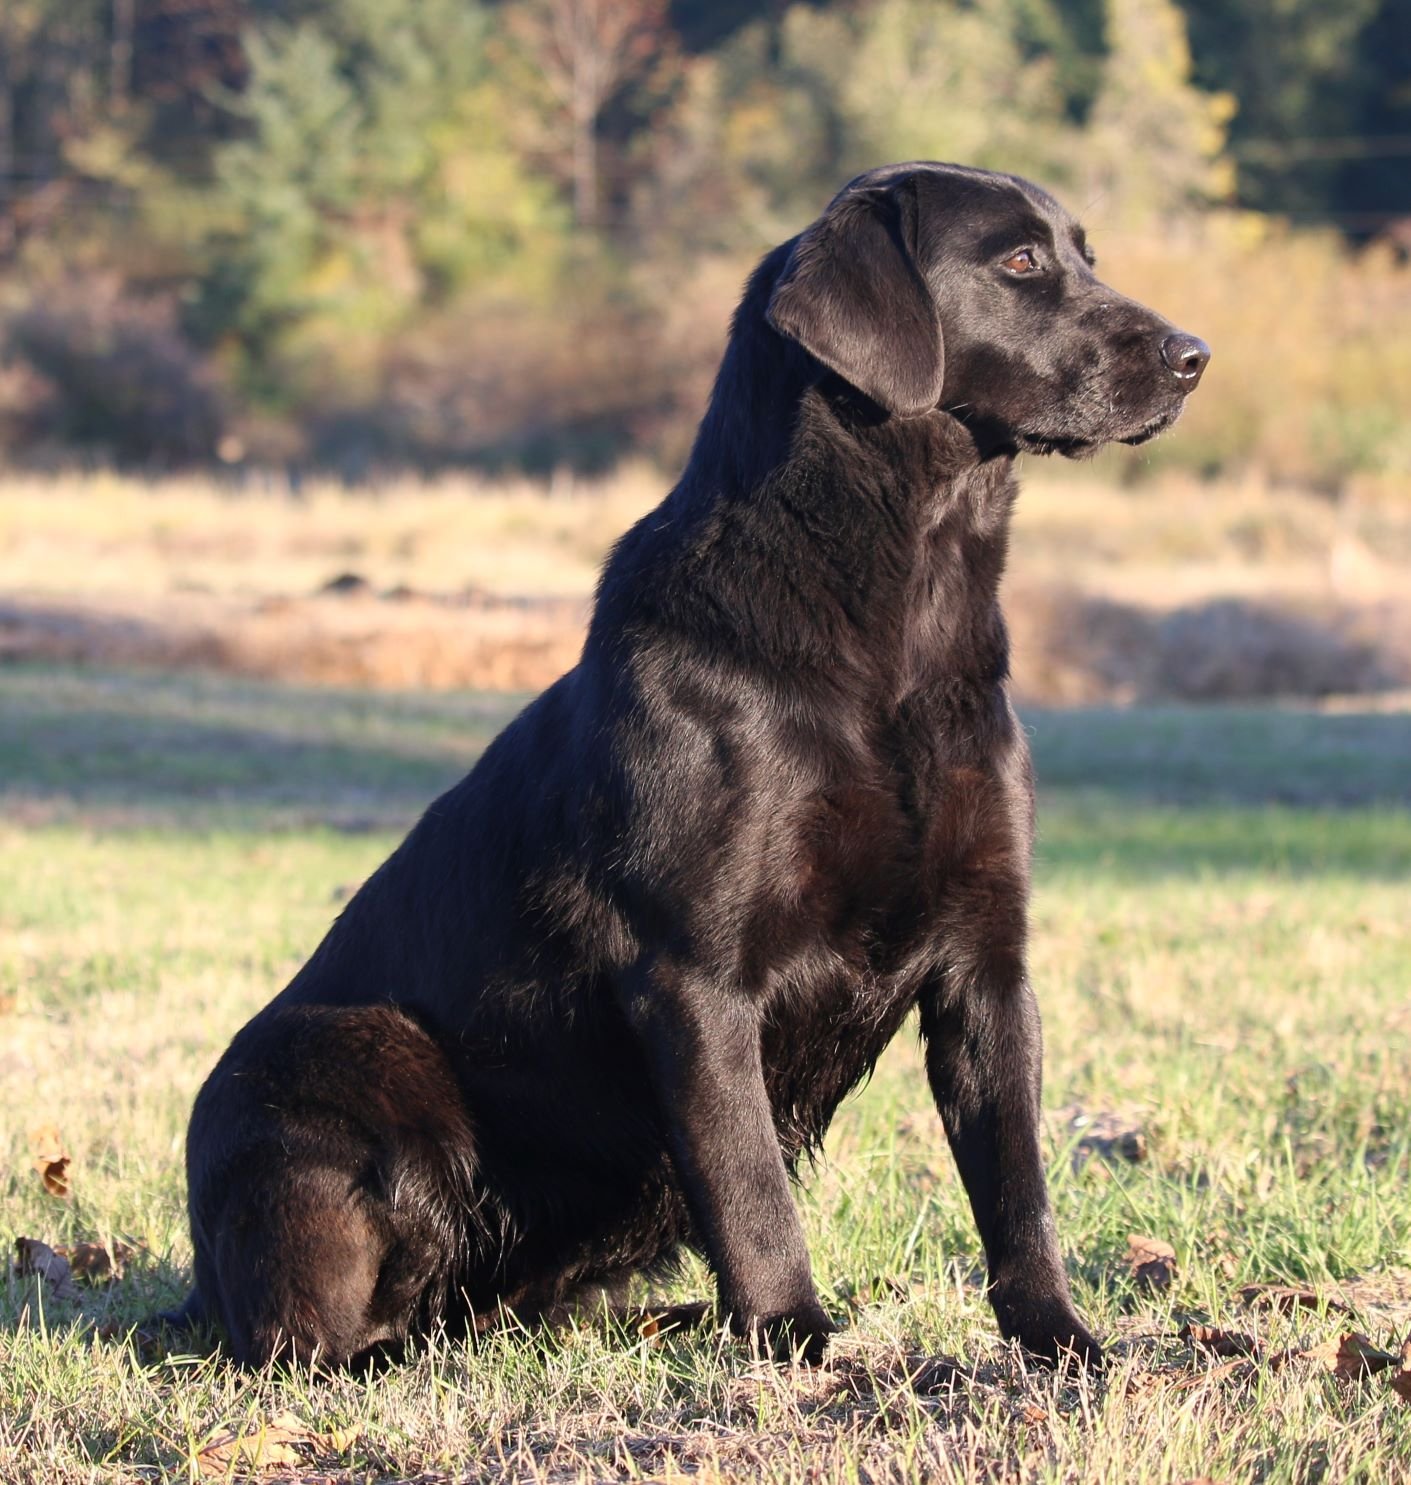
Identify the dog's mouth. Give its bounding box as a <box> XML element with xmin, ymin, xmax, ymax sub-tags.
<box><xmin>1117</xmin><ymin>405</ymin><xmax>1184</xmax><ymax>447</ymax></box>
<box><xmin>1021</xmin><ymin>432</ymin><xmax>1100</xmax><ymax>458</ymax></box>
<box><xmin>1017</xmin><ymin>401</ymin><xmax>1187</xmax><ymax>459</ymax></box>
<box><xmin>958</xmin><ymin>389</ymin><xmax>1189</xmax><ymax>459</ymax></box>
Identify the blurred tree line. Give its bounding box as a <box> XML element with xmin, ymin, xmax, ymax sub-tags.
<box><xmin>0</xmin><ymin>0</ymin><xmax>1407</xmax><ymax>480</ymax></box>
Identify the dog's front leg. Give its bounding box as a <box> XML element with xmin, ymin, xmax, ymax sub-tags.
<box><xmin>918</xmin><ymin>941</ymin><xmax>1102</xmax><ymax>1368</ymax></box>
<box><xmin>622</xmin><ymin>963</ymin><xmax>836</xmax><ymax>1362</ymax></box>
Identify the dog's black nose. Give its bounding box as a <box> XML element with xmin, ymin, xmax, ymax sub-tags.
<box><xmin>1160</xmin><ymin>332</ymin><xmax>1210</xmax><ymax>383</ymax></box>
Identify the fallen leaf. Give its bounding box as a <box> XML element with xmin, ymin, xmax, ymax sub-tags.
<box><xmin>196</xmin><ymin>1429</ymin><xmax>302</xmax><ymax>1477</ymax></box>
<box><xmin>1051</xmin><ymin>1105</ymin><xmax>1148</xmax><ymax>1170</ymax></box>
<box><xmin>631</xmin><ymin>1301</ymin><xmax>711</xmax><ymax>1340</ymax></box>
<box><xmin>1179</xmin><ymin>1322</ymin><xmax>1260</xmax><ymax>1358</ymax></box>
<box><xmin>28</xmin><ymin>1124</ymin><xmax>70</xmax><ymax>1198</ymax></box>
<box><xmin>1127</xmin><ymin>1234</ymin><xmax>1177</xmax><ymax>1291</ymax></box>
<box><xmin>1391</xmin><ymin>1335</ymin><xmax>1411</xmax><ymax>1405</ymax></box>
<box><xmin>846</xmin><ymin>1274</ymin><xmax>912</xmax><ymax>1308</ymax></box>
<box><xmin>13</xmin><ymin>1238</ymin><xmax>82</xmax><ymax>1302</ymax></box>
<box><xmin>1123</xmin><ymin>1370</ymin><xmax>1168</xmax><ymax>1399</ymax></box>
<box><xmin>97</xmin><ymin>1320</ymin><xmax>164</xmax><ymax>1362</ymax></box>
<box><xmin>1326</xmin><ymin>1269</ymin><xmax>1411</xmax><ymax>1326</ymax></box>
<box><xmin>1238</xmin><ymin>1283</ymin><xmax>1352</xmax><ymax>1316</ymax></box>
<box><xmin>1300</xmin><ymin>1332</ymin><xmax>1398</xmax><ymax>1379</ymax></box>
<box><xmin>324</xmin><ymin>1423</ymin><xmax>361</xmax><ymax>1454</ymax></box>
<box><xmin>59</xmin><ymin>1239</ymin><xmax>135</xmax><ymax>1285</ymax></box>
<box><xmin>195</xmin><ymin>1411</ymin><xmax>356</xmax><ymax>1477</ymax></box>
<box><xmin>909</xmin><ymin>1354</ymin><xmax>964</xmax><ymax>1395</ymax></box>
<box><xmin>1166</xmin><ymin>1356</ymin><xmax>1261</xmax><ymax>1390</ymax></box>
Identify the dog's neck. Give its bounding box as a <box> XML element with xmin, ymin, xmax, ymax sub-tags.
<box><xmin>676</xmin><ymin>258</ymin><xmax>1017</xmax><ymax>683</ymax></box>
<box><xmin>593</xmin><ymin>250</ymin><xmax>1019</xmax><ymax>694</ymax></box>
<box><xmin>684</xmin><ymin>241</ymin><xmax>814</xmax><ymax>492</ymax></box>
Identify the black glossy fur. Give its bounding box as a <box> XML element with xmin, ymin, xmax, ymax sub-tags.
<box><xmin>177</xmin><ymin>163</ymin><xmax>1207</xmax><ymax>1371</ymax></box>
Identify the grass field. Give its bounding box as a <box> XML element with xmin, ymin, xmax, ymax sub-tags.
<box><xmin>2</xmin><ymin>665</ymin><xmax>1410</xmax><ymax>1483</ymax></box>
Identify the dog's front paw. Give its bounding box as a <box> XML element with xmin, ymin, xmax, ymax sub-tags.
<box><xmin>1020</xmin><ymin>1316</ymin><xmax>1103</xmax><ymax>1372</ymax></box>
<box><xmin>991</xmin><ymin>1285</ymin><xmax>1103</xmax><ymax>1371</ymax></box>
<box><xmin>740</xmin><ymin>1302</ymin><xmax>838</xmax><ymax>1365</ymax></box>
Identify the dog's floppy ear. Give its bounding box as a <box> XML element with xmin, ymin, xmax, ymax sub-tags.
<box><xmin>766</xmin><ymin>176</ymin><xmax>943</xmax><ymax>419</ymax></box>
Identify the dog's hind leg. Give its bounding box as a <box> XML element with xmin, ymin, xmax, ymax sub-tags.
<box><xmin>187</xmin><ymin>1003</ymin><xmax>479</xmax><ymax>1368</ymax></box>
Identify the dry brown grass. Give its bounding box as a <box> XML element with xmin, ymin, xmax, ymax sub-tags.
<box><xmin>1</xmin><ymin>464</ymin><xmax>1408</xmax><ymax>702</ymax></box>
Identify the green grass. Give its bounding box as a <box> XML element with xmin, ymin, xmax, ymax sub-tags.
<box><xmin>2</xmin><ymin>665</ymin><xmax>1409</xmax><ymax>1483</ymax></box>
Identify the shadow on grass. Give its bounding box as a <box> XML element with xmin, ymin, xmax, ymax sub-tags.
<box><xmin>1026</xmin><ymin>706</ymin><xmax>1411</xmax><ymax>808</ymax></box>
<box><xmin>1</xmin><ymin>663</ymin><xmax>1407</xmax><ymax>878</ymax></box>
<box><xmin>1025</xmin><ymin>706</ymin><xmax>1411</xmax><ymax>883</ymax></box>
<box><xmin>0</xmin><ymin>663</ymin><xmax>523</xmax><ymax>832</ymax></box>
<box><xmin>2</xmin><ymin>1242</ymin><xmax>201</xmax><ymax>1351</ymax></box>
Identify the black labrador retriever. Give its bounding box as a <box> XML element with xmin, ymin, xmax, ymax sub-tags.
<box><xmin>175</xmin><ymin>162</ymin><xmax>1208</xmax><ymax>1371</ymax></box>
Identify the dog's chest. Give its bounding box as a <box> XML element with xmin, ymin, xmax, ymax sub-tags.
<box><xmin>748</xmin><ymin>730</ymin><xmax>1025</xmax><ymax>1154</ymax></box>
<box><xmin>751</xmin><ymin>750</ymin><xmax>932</xmax><ymax>1138</ymax></box>
<box><xmin>747</xmin><ymin>692</ymin><xmax>1027</xmax><ymax>976</ymax></box>
<box><xmin>743</xmin><ymin>758</ymin><xmax>938</xmax><ymax>989</ymax></box>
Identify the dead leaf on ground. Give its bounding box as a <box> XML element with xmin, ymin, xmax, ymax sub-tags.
<box><xmin>1051</xmin><ymin>1105</ymin><xmax>1148</xmax><ymax>1170</ymax></box>
<box><xmin>1179</xmin><ymin>1322</ymin><xmax>1261</xmax><ymax>1358</ymax></box>
<box><xmin>1168</xmin><ymin>1355</ymin><xmax>1263</xmax><ymax>1390</ymax></box>
<box><xmin>1391</xmin><ymin>1335</ymin><xmax>1411</xmax><ymax>1405</ymax></box>
<box><xmin>196</xmin><ymin>1411</ymin><xmax>360</xmax><ymax>1477</ymax></box>
<box><xmin>1123</xmin><ymin>1369</ymin><xmax>1169</xmax><ymax>1399</ymax></box>
<box><xmin>16</xmin><ymin>1237</ymin><xmax>136</xmax><ymax>1290</ymax></box>
<box><xmin>843</xmin><ymin>1274</ymin><xmax>914</xmax><ymax>1309</ymax></box>
<box><xmin>62</xmin><ymin>1239</ymin><xmax>135</xmax><ymax>1285</ymax></box>
<box><xmin>97</xmin><ymin>1321</ymin><xmax>168</xmax><ymax>1363</ymax></box>
<box><xmin>1300</xmin><ymin>1331</ymin><xmax>1399</xmax><ymax>1379</ymax></box>
<box><xmin>630</xmin><ymin>1301</ymin><xmax>711</xmax><ymax>1340</ymax></box>
<box><xmin>28</xmin><ymin>1124</ymin><xmax>71</xmax><ymax>1198</ymax></box>
<box><xmin>1172</xmin><ymin>1324</ymin><xmax>1407</xmax><ymax>1396</ymax></box>
<box><xmin>1127</xmin><ymin>1234</ymin><xmax>1177</xmax><ymax>1291</ymax></box>
<box><xmin>13</xmin><ymin>1238</ymin><xmax>81</xmax><ymax>1302</ymax></box>
<box><xmin>1238</xmin><ymin>1283</ymin><xmax>1353</xmax><ymax>1316</ymax></box>
<box><xmin>1329</xmin><ymin>1269</ymin><xmax>1411</xmax><ymax>1327</ymax></box>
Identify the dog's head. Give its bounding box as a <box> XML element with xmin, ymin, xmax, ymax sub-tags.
<box><xmin>765</xmin><ymin>162</ymin><xmax>1209</xmax><ymax>455</ymax></box>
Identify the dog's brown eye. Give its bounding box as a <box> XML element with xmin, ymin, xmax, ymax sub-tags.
<box><xmin>1002</xmin><ymin>249</ymin><xmax>1040</xmax><ymax>274</ymax></box>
